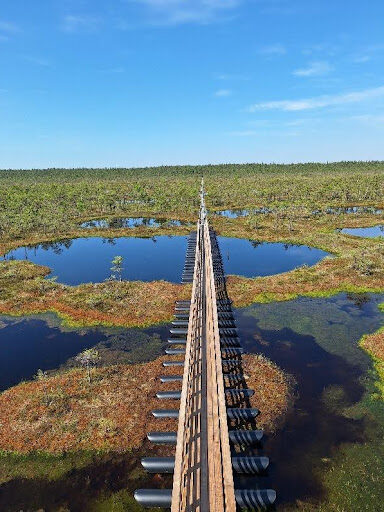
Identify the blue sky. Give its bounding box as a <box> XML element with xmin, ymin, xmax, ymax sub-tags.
<box><xmin>1</xmin><ymin>0</ymin><xmax>384</xmax><ymax>168</ymax></box>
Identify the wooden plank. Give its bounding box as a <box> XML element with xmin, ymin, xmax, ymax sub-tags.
<box><xmin>204</xmin><ymin>222</ymin><xmax>236</xmax><ymax>512</ymax></box>
<box><xmin>171</xmin><ymin>192</ymin><xmax>236</xmax><ymax>512</ymax></box>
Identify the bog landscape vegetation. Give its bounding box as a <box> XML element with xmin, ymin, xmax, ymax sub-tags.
<box><xmin>0</xmin><ymin>162</ymin><xmax>383</xmax><ymax>511</ymax></box>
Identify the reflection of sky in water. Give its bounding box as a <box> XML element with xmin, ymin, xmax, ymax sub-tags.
<box><xmin>81</xmin><ymin>217</ymin><xmax>190</xmax><ymax>228</ymax></box>
<box><xmin>218</xmin><ymin>236</ymin><xmax>328</xmax><ymax>278</ymax></box>
<box><xmin>3</xmin><ymin>236</ymin><xmax>329</xmax><ymax>284</ymax></box>
<box><xmin>215</xmin><ymin>206</ymin><xmax>383</xmax><ymax>218</ymax></box>
<box><xmin>341</xmin><ymin>225</ymin><xmax>384</xmax><ymax>238</ymax></box>
<box><xmin>2</xmin><ymin>236</ymin><xmax>327</xmax><ymax>285</ymax></box>
<box><xmin>4</xmin><ymin>236</ymin><xmax>188</xmax><ymax>284</ymax></box>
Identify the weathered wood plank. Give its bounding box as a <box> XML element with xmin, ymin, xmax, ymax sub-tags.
<box><xmin>171</xmin><ymin>189</ymin><xmax>236</xmax><ymax>512</ymax></box>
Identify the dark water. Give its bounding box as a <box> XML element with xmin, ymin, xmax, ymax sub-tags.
<box><xmin>324</xmin><ymin>206</ymin><xmax>383</xmax><ymax>215</ymax></box>
<box><xmin>233</xmin><ymin>292</ymin><xmax>384</xmax><ymax>508</ymax></box>
<box><xmin>81</xmin><ymin>217</ymin><xmax>192</xmax><ymax>229</ymax></box>
<box><xmin>340</xmin><ymin>225</ymin><xmax>384</xmax><ymax>238</ymax></box>
<box><xmin>0</xmin><ymin>314</ymin><xmax>169</xmax><ymax>391</ymax></box>
<box><xmin>0</xmin><ymin>295</ymin><xmax>383</xmax><ymax>510</ymax></box>
<box><xmin>3</xmin><ymin>236</ymin><xmax>328</xmax><ymax>285</ymax></box>
<box><xmin>0</xmin><ymin>313</ymin><xmax>170</xmax><ymax>511</ymax></box>
<box><xmin>214</xmin><ymin>208</ymin><xmax>271</xmax><ymax>218</ymax></box>
<box><xmin>215</xmin><ymin>206</ymin><xmax>383</xmax><ymax>218</ymax></box>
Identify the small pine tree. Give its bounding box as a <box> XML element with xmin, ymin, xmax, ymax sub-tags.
<box><xmin>110</xmin><ymin>255</ymin><xmax>124</xmax><ymax>281</ymax></box>
<box><xmin>76</xmin><ymin>349</ymin><xmax>100</xmax><ymax>383</ymax></box>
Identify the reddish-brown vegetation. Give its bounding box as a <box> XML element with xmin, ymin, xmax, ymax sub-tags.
<box><xmin>227</xmin><ymin>252</ymin><xmax>384</xmax><ymax>308</ymax></box>
<box><xmin>0</xmin><ymin>260</ymin><xmax>190</xmax><ymax>327</ymax></box>
<box><xmin>360</xmin><ymin>328</ymin><xmax>384</xmax><ymax>362</ymax></box>
<box><xmin>0</xmin><ymin>354</ymin><xmax>294</xmax><ymax>454</ymax></box>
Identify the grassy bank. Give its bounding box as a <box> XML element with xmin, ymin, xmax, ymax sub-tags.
<box><xmin>0</xmin><ymin>354</ymin><xmax>294</xmax><ymax>454</ymax></box>
<box><xmin>0</xmin><ymin>260</ymin><xmax>190</xmax><ymax>328</ymax></box>
<box><xmin>0</xmin><ymin>352</ymin><xmax>294</xmax><ymax>509</ymax></box>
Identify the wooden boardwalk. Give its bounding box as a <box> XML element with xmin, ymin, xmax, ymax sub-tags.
<box><xmin>135</xmin><ymin>183</ymin><xmax>276</xmax><ymax>511</ymax></box>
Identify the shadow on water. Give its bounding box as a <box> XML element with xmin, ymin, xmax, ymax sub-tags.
<box><xmin>0</xmin><ymin>447</ymin><xmax>172</xmax><ymax>512</ymax></box>
<box><xmin>233</xmin><ymin>293</ymin><xmax>384</xmax><ymax>508</ymax></box>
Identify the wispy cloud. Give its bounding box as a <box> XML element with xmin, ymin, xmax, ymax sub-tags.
<box><xmin>215</xmin><ymin>89</ymin><xmax>232</xmax><ymax>97</ymax></box>
<box><xmin>0</xmin><ymin>21</ymin><xmax>20</xmax><ymax>34</ymax></box>
<box><xmin>352</xmin><ymin>44</ymin><xmax>384</xmax><ymax>64</ymax></box>
<box><xmin>228</xmin><ymin>129</ymin><xmax>298</xmax><ymax>137</ymax></box>
<box><xmin>228</xmin><ymin>130</ymin><xmax>259</xmax><ymax>136</ymax></box>
<box><xmin>127</xmin><ymin>0</ymin><xmax>242</xmax><ymax>26</ymax></box>
<box><xmin>62</xmin><ymin>15</ymin><xmax>102</xmax><ymax>33</ymax></box>
<box><xmin>350</xmin><ymin>114</ymin><xmax>384</xmax><ymax>125</ymax></box>
<box><xmin>247</xmin><ymin>85</ymin><xmax>384</xmax><ymax>112</ymax></box>
<box><xmin>293</xmin><ymin>61</ymin><xmax>332</xmax><ymax>77</ymax></box>
<box><xmin>353</xmin><ymin>55</ymin><xmax>371</xmax><ymax>64</ymax></box>
<box><xmin>24</xmin><ymin>56</ymin><xmax>51</xmax><ymax>67</ymax></box>
<box><xmin>302</xmin><ymin>42</ymin><xmax>340</xmax><ymax>57</ymax></box>
<box><xmin>258</xmin><ymin>43</ymin><xmax>286</xmax><ymax>56</ymax></box>
<box><xmin>0</xmin><ymin>20</ymin><xmax>20</xmax><ymax>40</ymax></box>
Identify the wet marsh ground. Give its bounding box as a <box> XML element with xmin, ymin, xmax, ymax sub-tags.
<box><xmin>0</xmin><ymin>313</ymin><xmax>170</xmax><ymax>391</ymax></box>
<box><xmin>0</xmin><ymin>294</ymin><xmax>383</xmax><ymax>510</ymax></box>
<box><xmin>0</xmin><ymin>164</ymin><xmax>384</xmax><ymax>510</ymax></box>
<box><xmin>0</xmin><ymin>314</ymin><xmax>292</xmax><ymax>511</ymax></box>
<box><xmin>234</xmin><ymin>293</ymin><xmax>384</xmax><ymax>510</ymax></box>
<box><xmin>0</xmin><ymin>204</ymin><xmax>383</xmax><ymax>329</ymax></box>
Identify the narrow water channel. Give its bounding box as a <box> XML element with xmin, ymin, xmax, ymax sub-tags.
<box><xmin>215</xmin><ymin>206</ymin><xmax>383</xmax><ymax>218</ymax></box>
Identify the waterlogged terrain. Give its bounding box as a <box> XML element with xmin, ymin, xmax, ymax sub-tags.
<box><xmin>3</xmin><ymin>236</ymin><xmax>189</xmax><ymax>284</ymax></box>
<box><xmin>0</xmin><ymin>313</ymin><xmax>169</xmax><ymax>390</ymax></box>
<box><xmin>341</xmin><ymin>225</ymin><xmax>384</xmax><ymax>238</ymax></box>
<box><xmin>234</xmin><ymin>293</ymin><xmax>384</xmax><ymax>510</ymax></box>
<box><xmin>0</xmin><ymin>312</ymin><xmax>171</xmax><ymax>511</ymax></box>
<box><xmin>0</xmin><ymin>163</ymin><xmax>383</xmax><ymax>510</ymax></box>
<box><xmin>1</xmin><ymin>294</ymin><xmax>383</xmax><ymax>510</ymax></box>
<box><xmin>214</xmin><ymin>208</ymin><xmax>272</xmax><ymax>218</ymax></box>
<box><xmin>214</xmin><ymin>206</ymin><xmax>383</xmax><ymax>218</ymax></box>
<box><xmin>3</xmin><ymin>236</ymin><xmax>328</xmax><ymax>285</ymax></box>
<box><xmin>81</xmin><ymin>217</ymin><xmax>192</xmax><ymax>229</ymax></box>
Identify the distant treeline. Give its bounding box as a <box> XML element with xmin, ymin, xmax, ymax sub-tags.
<box><xmin>0</xmin><ymin>160</ymin><xmax>384</xmax><ymax>181</ymax></box>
